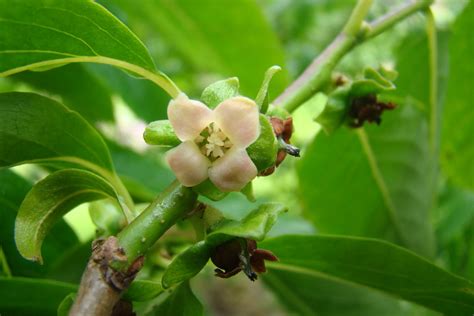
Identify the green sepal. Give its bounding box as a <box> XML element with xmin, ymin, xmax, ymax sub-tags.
<box><xmin>255</xmin><ymin>65</ymin><xmax>281</xmax><ymax>113</ymax></box>
<box><xmin>246</xmin><ymin>114</ymin><xmax>279</xmax><ymax>171</ymax></box>
<box><xmin>143</xmin><ymin>120</ymin><xmax>181</xmax><ymax>147</ymax></box>
<box><xmin>240</xmin><ymin>182</ymin><xmax>256</xmax><ymax>202</ymax></box>
<box><xmin>266</xmin><ymin>104</ymin><xmax>291</xmax><ymax>120</ymax></box>
<box><xmin>193</xmin><ymin>179</ymin><xmax>229</xmax><ymax>201</ymax></box>
<box><xmin>350</xmin><ymin>67</ymin><xmax>397</xmax><ymax>97</ymax></box>
<box><xmin>161</xmin><ymin>202</ymin><xmax>287</xmax><ymax>288</ymax></box>
<box><xmin>201</xmin><ymin>77</ymin><xmax>240</xmax><ymax>108</ymax></box>
<box><xmin>315</xmin><ymin>66</ymin><xmax>398</xmax><ymax>134</ymax></box>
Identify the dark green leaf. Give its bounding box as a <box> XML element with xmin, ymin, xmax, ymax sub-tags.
<box><xmin>0</xmin><ymin>169</ymin><xmax>79</xmax><ymax>278</ymax></box>
<box><xmin>102</xmin><ymin>0</ymin><xmax>288</xmax><ymax>96</ymax></box>
<box><xmin>162</xmin><ymin>241</ymin><xmax>212</xmax><ymax>289</ymax></box>
<box><xmin>15</xmin><ymin>168</ymin><xmax>120</xmax><ymax>262</ymax></box>
<box><xmin>11</xmin><ymin>64</ymin><xmax>114</xmax><ymax>122</ymax></box>
<box><xmin>0</xmin><ymin>276</ymin><xmax>77</xmax><ymax>316</ymax></box>
<box><xmin>148</xmin><ymin>282</ymin><xmax>203</xmax><ymax>316</ymax></box>
<box><xmin>298</xmin><ymin>103</ymin><xmax>436</xmax><ymax>257</ymax></box>
<box><xmin>261</xmin><ymin>235</ymin><xmax>474</xmax><ymax>316</ymax></box>
<box><xmin>441</xmin><ymin>2</ymin><xmax>474</xmax><ymax>190</ymax></box>
<box><xmin>264</xmin><ymin>270</ymin><xmax>435</xmax><ymax>316</ymax></box>
<box><xmin>0</xmin><ymin>92</ymin><xmax>113</xmax><ymax>173</ymax></box>
<box><xmin>0</xmin><ymin>0</ymin><xmax>177</xmax><ymax>96</ymax></box>
<box><xmin>123</xmin><ymin>279</ymin><xmax>164</xmax><ymax>302</ymax></box>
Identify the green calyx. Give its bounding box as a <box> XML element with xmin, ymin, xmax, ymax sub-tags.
<box><xmin>315</xmin><ymin>66</ymin><xmax>398</xmax><ymax>134</ymax></box>
<box><xmin>246</xmin><ymin>114</ymin><xmax>279</xmax><ymax>171</ymax></box>
<box><xmin>143</xmin><ymin>120</ymin><xmax>180</xmax><ymax>147</ymax></box>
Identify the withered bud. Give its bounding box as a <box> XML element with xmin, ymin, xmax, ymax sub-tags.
<box><xmin>349</xmin><ymin>94</ymin><xmax>396</xmax><ymax>128</ymax></box>
<box><xmin>211</xmin><ymin>239</ymin><xmax>278</xmax><ymax>281</ymax></box>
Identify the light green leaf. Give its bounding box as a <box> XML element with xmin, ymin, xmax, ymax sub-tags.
<box><xmin>148</xmin><ymin>282</ymin><xmax>203</xmax><ymax>316</ymax></box>
<box><xmin>15</xmin><ymin>168</ymin><xmax>121</xmax><ymax>263</ymax></box>
<box><xmin>0</xmin><ymin>169</ymin><xmax>79</xmax><ymax>277</ymax></box>
<box><xmin>102</xmin><ymin>0</ymin><xmax>287</xmax><ymax>95</ymax></box>
<box><xmin>0</xmin><ymin>276</ymin><xmax>77</xmax><ymax>316</ymax></box>
<box><xmin>441</xmin><ymin>2</ymin><xmax>474</xmax><ymax>190</ymax></box>
<box><xmin>162</xmin><ymin>203</ymin><xmax>286</xmax><ymax>288</ymax></box>
<box><xmin>435</xmin><ymin>185</ymin><xmax>474</xmax><ymax>246</ymax></box>
<box><xmin>206</xmin><ymin>202</ymin><xmax>287</xmax><ymax>245</ymax></box>
<box><xmin>261</xmin><ymin>235</ymin><xmax>474</xmax><ymax>316</ymax></box>
<box><xmin>0</xmin><ymin>0</ymin><xmax>178</xmax><ymax>96</ymax></box>
<box><xmin>11</xmin><ymin>64</ymin><xmax>114</xmax><ymax>122</ymax></box>
<box><xmin>299</xmin><ymin>103</ymin><xmax>436</xmax><ymax>257</ymax></box>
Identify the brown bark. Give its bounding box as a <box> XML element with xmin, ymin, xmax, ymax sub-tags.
<box><xmin>69</xmin><ymin>237</ymin><xmax>143</xmax><ymax>316</ymax></box>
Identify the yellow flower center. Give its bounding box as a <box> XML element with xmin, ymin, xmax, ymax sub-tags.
<box><xmin>195</xmin><ymin>123</ymin><xmax>233</xmax><ymax>160</ymax></box>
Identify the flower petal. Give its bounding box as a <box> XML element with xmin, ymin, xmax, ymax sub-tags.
<box><xmin>214</xmin><ymin>96</ymin><xmax>260</xmax><ymax>147</ymax></box>
<box><xmin>166</xmin><ymin>141</ymin><xmax>210</xmax><ymax>187</ymax></box>
<box><xmin>168</xmin><ymin>93</ymin><xmax>213</xmax><ymax>141</ymax></box>
<box><xmin>209</xmin><ymin>148</ymin><xmax>257</xmax><ymax>192</ymax></box>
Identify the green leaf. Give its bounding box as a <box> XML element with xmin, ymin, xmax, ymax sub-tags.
<box><xmin>0</xmin><ymin>92</ymin><xmax>113</xmax><ymax>173</ymax></box>
<box><xmin>123</xmin><ymin>280</ymin><xmax>164</xmax><ymax>302</ymax></box>
<box><xmin>299</xmin><ymin>103</ymin><xmax>436</xmax><ymax>257</ymax></box>
<box><xmin>201</xmin><ymin>77</ymin><xmax>240</xmax><ymax>109</ymax></box>
<box><xmin>264</xmin><ymin>269</ymin><xmax>434</xmax><ymax>316</ymax></box>
<box><xmin>15</xmin><ymin>168</ymin><xmax>121</xmax><ymax>263</ymax></box>
<box><xmin>206</xmin><ymin>202</ymin><xmax>287</xmax><ymax>245</ymax></box>
<box><xmin>435</xmin><ymin>185</ymin><xmax>474</xmax><ymax>246</ymax></box>
<box><xmin>107</xmin><ymin>140</ymin><xmax>175</xmax><ymax>202</ymax></box>
<box><xmin>89</xmin><ymin>200</ymin><xmax>126</xmax><ymax>236</ymax></box>
<box><xmin>162</xmin><ymin>241</ymin><xmax>212</xmax><ymax>289</ymax></box>
<box><xmin>0</xmin><ymin>169</ymin><xmax>79</xmax><ymax>277</ymax></box>
<box><xmin>162</xmin><ymin>203</ymin><xmax>286</xmax><ymax>288</ymax></box>
<box><xmin>0</xmin><ymin>276</ymin><xmax>77</xmax><ymax>316</ymax></box>
<box><xmin>11</xmin><ymin>64</ymin><xmax>114</xmax><ymax>122</ymax></box>
<box><xmin>102</xmin><ymin>0</ymin><xmax>287</xmax><ymax>95</ymax></box>
<box><xmin>148</xmin><ymin>282</ymin><xmax>203</xmax><ymax>316</ymax></box>
<box><xmin>261</xmin><ymin>235</ymin><xmax>474</xmax><ymax>316</ymax></box>
<box><xmin>88</xmin><ymin>64</ymin><xmax>170</xmax><ymax>121</ymax></box>
<box><xmin>441</xmin><ymin>2</ymin><xmax>474</xmax><ymax>190</ymax></box>
<box><xmin>0</xmin><ymin>0</ymin><xmax>178</xmax><ymax>96</ymax></box>
<box><xmin>57</xmin><ymin>293</ymin><xmax>76</xmax><ymax>316</ymax></box>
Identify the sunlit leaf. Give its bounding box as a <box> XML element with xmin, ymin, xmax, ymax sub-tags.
<box><xmin>0</xmin><ymin>0</ymin><xmax>178</xmax><ymax>96</ymax></box>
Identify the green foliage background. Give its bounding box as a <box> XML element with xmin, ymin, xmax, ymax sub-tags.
<box><xmin>0</xmin><ymin>0</ymin><xmax>473</xmax><ymax>315</ymax></box>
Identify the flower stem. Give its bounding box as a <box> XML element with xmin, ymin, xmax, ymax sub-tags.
<box><xmin>116</xmin><ymin>180</ymin><xmax>198</xmax><ymax>267</ymax></box>
<box><xmin>274</xmin><ymin>0</ymin><xmax>434</xmax><ymax>113</ymax></box>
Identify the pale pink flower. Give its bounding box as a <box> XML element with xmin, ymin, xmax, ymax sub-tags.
<box><xmin>166</xmin><ymin>93</ymin><xmax>260</xmax><ymax>191</ymax></box>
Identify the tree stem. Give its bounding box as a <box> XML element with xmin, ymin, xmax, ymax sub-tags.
<box><xmin>274</xmin><ymin>0</ymin><xmax>434</xmax><ymax>113</ymax></box>
<box><xmin>116</xmin><ymin>180</ymin><xmax>198</xmax><ymax>267</ymax></box>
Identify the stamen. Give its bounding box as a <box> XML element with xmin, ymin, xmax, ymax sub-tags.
<box><xmin>196</xmin><ymin>122</ymin><xmax>233</xmax><ymax>159</ymax></box>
